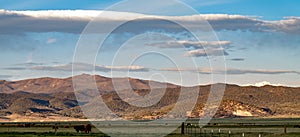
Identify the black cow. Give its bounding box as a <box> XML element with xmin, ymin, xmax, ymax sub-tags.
<box><xmin>85</xmin><ymin>124</ymin><xmax>92</xmax><ymax>133</ymax></box>
<box><xmin>74</xmin><ymin>125</ymin><xmax>85</xmax><ymax>133</ymax></box>
<box><xmin>74</xmin><ymin>124</ymin><xmax>92</xmax><ymax>133</ymax></box>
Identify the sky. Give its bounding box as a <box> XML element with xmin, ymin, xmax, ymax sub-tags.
<box><xmin>0</xmin><ymin>0</ymin><xmax>300</xmax><ymax>87</ymax></box>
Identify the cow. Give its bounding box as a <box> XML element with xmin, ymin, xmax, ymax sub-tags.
<box><xmin>85</xmin><ymin>124</ymin><xmax>92</xmax><ymax>133</ymax></box>
<box><xmin>74</xmin><ymin>124</ymin><xmax>92</xmax><ymax>133</ymax></box>
<box><xmin>74</xmin><ymin>125</ymin><xmax>85</xmax><ymax>133</ymax></box>
<box><xmin>52</xmin><ymin>124</ymin><xmax>58</xmax><ymax>135</ymax></box>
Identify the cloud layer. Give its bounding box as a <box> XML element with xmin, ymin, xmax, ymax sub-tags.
<box><xmin>1</xmin><ymin>10</ymin><xmax>300</xmax><ymax>34</ymax></box>
<box><xmin>185</xmin><ymin>48</ymin><xmax>228</xmax><ymax>57</ymax></box>
<box><xmin>224</xmin><ymin>69</ymin><xmax>300</xmax><ymax>75</ymax></box>
<box><xmin>16</xmin><ymin>63</ymin><xmax>299</xmax><ymax>75</ymax></box>
<box><xmin>31</xmin><ymin>63</ymin><xmax>149</xmax><ymax>72</ymax></box>
<box><xmin>147</xmin><ymin>40</ymin><xmax>231</xmax><ymax>49</ymax></box>
<box><xmin>229</xmin><ymin>58</ymin><xmax>245</xmax><ymax>61</ymax></box>
<box><xmin>146</xmin><ymin>40</ymin><xmax>231</xmax><ymax>57</ymax></box>
<box><xmin>160</xmin><ymin>68</ymin><xmax>300</xmax><ymax>75</ymax></box>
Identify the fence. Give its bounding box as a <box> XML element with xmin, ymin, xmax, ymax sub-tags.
<box><xmin>181</xmin><ymin>122</ymin><xmax>293</xmax><ymax>137</ymax></box>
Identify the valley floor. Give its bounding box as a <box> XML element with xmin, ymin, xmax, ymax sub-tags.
<box><xmin>0</xmin><ymin>118</ymin><xmax>299</xmax><ymax>137</ymax></box>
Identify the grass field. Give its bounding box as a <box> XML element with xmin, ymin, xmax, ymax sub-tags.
<box><xmin>0</xmin><ymin>118</ymin><xmax>299</xmax><ymax>137</ymax></box>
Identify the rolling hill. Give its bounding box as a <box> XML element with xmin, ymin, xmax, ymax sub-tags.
<box><xmin>0</xmin><ymin>74</ymin><xmax>299</xmax><ymax>121</ymax></box>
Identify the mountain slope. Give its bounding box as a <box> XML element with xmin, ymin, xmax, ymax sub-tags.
<box><xmin>0</xmin><ymin>74</ymin><xmax>178</xmax><ymax>93</ymax></box>
<box><xmin>0</xmin><ymin>75</ymin><xmax>299</xmax><ymax>121</ymax></box>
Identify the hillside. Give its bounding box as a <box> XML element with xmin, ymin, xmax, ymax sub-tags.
<box><xmin>0</xmin><ymin>74</ymin><xmax>178</xmax><ymax>93</ymax></box>
<box><xmin>0</xmin><ymin>75</ymin><xmax>299</xmax><ymax>121</ymax></box>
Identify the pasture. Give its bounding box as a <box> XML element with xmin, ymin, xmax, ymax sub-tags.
<box><xmin>0</xmin><ymin>118</ymin><xmax>299</xmax><ymax>137</ymax></box>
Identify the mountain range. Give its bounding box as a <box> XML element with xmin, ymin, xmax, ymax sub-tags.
<box><xmin>0</xmin><ymin>74</ymin><xmax>299</xmax><ymax>121</ymax></box>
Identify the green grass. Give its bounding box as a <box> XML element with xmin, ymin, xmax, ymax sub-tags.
<box><xmin>0</xmin><ymin>118</ymin><xmax>299</xmax><ymax>137</ymax></box>
<box><xmin>0</xmin><ymin>132</ymin><xmax>299</xmax><ymax>137</ymax></box>
<box><xmin>0</xmin><ymin>132</ymin><xmax>108</xmax><ymax>137</ymax></box>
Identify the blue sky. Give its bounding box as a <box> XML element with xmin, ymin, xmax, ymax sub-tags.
<box><xmin>0</xmin><ymin>0</ymin><xmax>300</xmax><ymax>86</ymax></box>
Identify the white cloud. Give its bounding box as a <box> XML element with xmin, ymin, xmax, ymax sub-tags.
<box><xmin>224</xmin><ymin>69</ymin><xmax>300</xmax><ymax>75</ymax></box>
<box><xmin>29</xmin><ymin>63</ymin><xmax>300</xmax><ymax>76</ymax></box>
<box><xmin>146</xmin><ymin>40</ymin><xmax>232</xmax><ymax>57</ymax></box>
<box><xmin>147</xmin><ymin>40</ymin><xmax>231</xmax><ymax>49</ymax></box>
<box><xmin>0</xmin><ymin>9</ymin><xmax>144</xmax><ymax>34</ymax></box>
<box><xmin>31</xmin><ymin>63</ymin><xmax>149</xmax><ymax>72</ymax></box>
<box><xmin>185</xmin><ymin>48</ymin><xmax>228</xmax><ymax>57</ymax></box>
<box><xmin>46</xmin><ymin>38</ymin><xmax>57</xmax><ymax>44</ymax></box>
<box><xmin>105</xmin><ymin>65</ymin><xmax>148</xmax><ymax>71</ymax></box>
<box><xmin>1</xmin><ymin>9</ymin><xmax>300</xmax><ymax>34</ymax></box>
<box><xmin>263</xmin><ymin>17</ymin><xmax>300</xmax><ymax>34</ymax></box>
<box><xmin>160</xmin><ymin>68</ymin><xmax>300</xmax><ymax>75</ymax></box>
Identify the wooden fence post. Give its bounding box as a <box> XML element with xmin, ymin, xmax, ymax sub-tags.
<box><xmin>284</xmin><ymin>124</ymin><xmax>287</xmax><ymax>134</ymax></box>
<box><xmin>181</xmin><ymin>122</ymin><xmax>185</xmax><ymax>134</ymax></box>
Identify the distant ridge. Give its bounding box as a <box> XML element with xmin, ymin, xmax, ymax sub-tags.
<box><xmin>0</xmin><ymin>74</ymin><xmax>299</xmax><ymax>121</ymax></box>
<box><xmin>0</xmin><ymin>74</ymin><xmax>178</xmax><ymax>93</ymax></box>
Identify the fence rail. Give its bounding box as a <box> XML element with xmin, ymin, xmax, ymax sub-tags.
<box><xmin>182</xmin><ymin>122</ymin><xmax>300</xmax><ymax>137</ymax></box>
